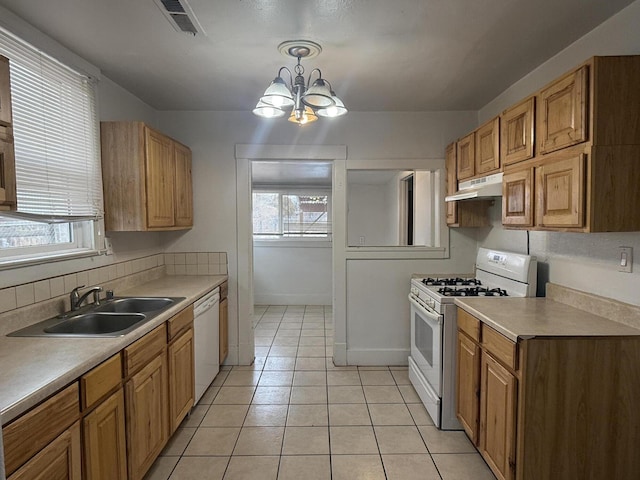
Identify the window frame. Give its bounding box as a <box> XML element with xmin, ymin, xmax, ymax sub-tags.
<box><xmin>252</xmin><ymin>187</ymin><xmax>333</xmax><ymax>243</ymax></box>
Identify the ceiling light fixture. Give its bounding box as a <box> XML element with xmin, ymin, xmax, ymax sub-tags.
<box><xmin>253</xmin><ymin>40</ymin><xmax>347</xmax><ymax>125</ymax></box>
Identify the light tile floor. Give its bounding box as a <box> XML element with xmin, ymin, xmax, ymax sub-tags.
<box><xmin>145</xmin><ymin>305</ymin><xmax>497</xmax><ymax>480</ymax></box>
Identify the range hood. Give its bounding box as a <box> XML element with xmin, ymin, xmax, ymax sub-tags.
<box><xmin>445</xmin><ymin>172</ymin><xmax>503</xmax><ymax>202</ymax></box>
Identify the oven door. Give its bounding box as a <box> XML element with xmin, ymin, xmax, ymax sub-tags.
<box><xmin>408</xmin><ymin>294</ymin><xmax>443</xmax><ymax>396</ymax></box>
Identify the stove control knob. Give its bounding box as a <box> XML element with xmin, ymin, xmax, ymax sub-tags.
<box><xmin>410</xmin><ymin>287</ymin><xmax>418</xmax><ymax>296</ymax></box>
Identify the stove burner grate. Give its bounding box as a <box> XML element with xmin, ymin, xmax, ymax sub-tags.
<box><xmin>437</xmin><ymin>286</ymin><xmax>508</xmax><ymax>297</ymax></box>
<box><xmin>422</xmin><ymin>277</ymin><xmax>482</xmax><ymax>287</ymax></box>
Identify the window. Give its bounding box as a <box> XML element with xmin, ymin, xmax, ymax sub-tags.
<box><xmin>0</xmin><ymin>26</ymin><xmax>102</xmax><ymax>266</ymax></box>
<box><xmin>253</xmin><ymin>190</ymin><xmax>331</xmax><ymax>239</ymax></box>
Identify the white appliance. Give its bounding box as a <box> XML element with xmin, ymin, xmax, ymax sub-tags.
<box><xmin>408</xmin><ymin>248</ymin><xmax>537</xmax><ymax>429</ymax></box>
<box><xmin>193</xmin><ymin>287</ymin><xmax>220</xmax><ymax>403</ymax></box>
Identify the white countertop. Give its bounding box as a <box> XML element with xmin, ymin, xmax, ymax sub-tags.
<box><xmin>454</xmin><ymin>297</ymin><xmax>640</xmax><ymax>342</ymax></box>
<box><xmin>0</xmin><ymin>275</ymin><xmax>226</xmax><ymax>425</ymax></box>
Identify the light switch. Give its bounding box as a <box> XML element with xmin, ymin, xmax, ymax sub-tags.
<box><xmin>618</xmin><ymin>246</ymin><xmax>633</xmax><ymax>273</ymax></box>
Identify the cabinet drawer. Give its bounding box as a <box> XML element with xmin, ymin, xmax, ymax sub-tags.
<box><xmin>457</xmin><ymin>308</ymin><xmax>481</xmax><ymax>342</ymax></box>
<box><xmin>482</xmin><ymin>325</ymin><xmax>518</xmax><ymax>371</ymax></box>
<box><xmin>81</xmin><ymin>353</ymin><xmax>123</xmax><ymax>410</ymax></box>
<box><xmin>167</xmin><ymin>305</ymin><xmax>194</xmax><ymax>341</ymax></box>
<box><xmin>124</xmin><ymin>324</ymin><xmax>167</xmax><ymax>377</ymax></box>
<box><xmin>3</xmin><ymin>382</ymin><xmax>80</xmax><ymax>476</ymax></box>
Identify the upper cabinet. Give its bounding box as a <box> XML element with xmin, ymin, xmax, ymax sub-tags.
<box><xmin>501</xmin><ymin>56</ymin><xmax>640</xmax><ymax>232</ymax></box>
<box><xmin>0</xmin><ymin>55</ymin><xmax>16</xmax><ymax>211</ymax></box>
<box><xmin>456</xmin><ymin>133</ymin><xmax>475</xmax><ymax>180</ymax></box>
<box><xmin>101</xmin><ymin>122</ymin><xmax>193</xmax><ymax>231</ymax></box>
<box><xmin>500</xmin><ymin>97</ymin><xmax>535</xmax><ymax>166</ymax></box>
<box><xmin>445</xmin><ymin>143</ymin><xmax>458</xmax><ymax>225</ymax></box>
<box><xmin>475</xmin><ymin>117</ymin><xmax>500</xmax><ymax>175</ymax></box>
<box><xmin>538</xmin><ymin>66</ymin><xmax>588</xmax><ymax>155</ymax></box>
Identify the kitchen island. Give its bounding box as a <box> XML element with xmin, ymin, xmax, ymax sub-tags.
<box><xmin>454</xmin><ymin>285</ymin><xmax>640</xmax><ymax>480</ymax></box>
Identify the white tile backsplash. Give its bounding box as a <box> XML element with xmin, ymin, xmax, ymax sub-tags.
<box><xmin>165</xmin><ymin>252</ymin><xmax>228</xmax><ymax>277</ymax></box>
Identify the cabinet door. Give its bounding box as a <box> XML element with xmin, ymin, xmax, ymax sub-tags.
<box><xmin>457</xmin><ymin>133</ymin><xmax>475</xmax><ymax>180</ymax></box>
<box><xmin>445</xmin><ymin>143</ymin><xmax>458</xmax><ymax>225</ymax></box>
<box><xmin>83</xmin><ymin>389</ymin><xmax>127</xmax><ymax>480</ymax></box>
<box><xmin>502</xmin><ymin>168</ymin><xmax>534</xmax><ymax>227</ymax></box>
<box><xmin>168</xmin><ymin>327</ymin><xmax>195</xmax><ymax>433</ymax></box>
<box><xmin>173</xmin><ymin>142</ymin><xmax>193</xmax><ymax>228</ymax></box>
<box><xmin>0</xmin><ymin>55</ymin><xmax>13</xmax><ymax>127</ymax></box>
<box><xmin>8</xmin><ymin>422</ymin><xmax>82</xmax><ymax>480</ymax></box>
<box><xmin>475</xmin><ymin>117</ymin><xmax>500</xmax><ymax>174</ymax></box>
<box><xmin>501</xmin><ymin>97</ymin><xmax>535</xmax><ymax>166</ymax></box>
<box><xmin>535</xmin><ymin>154</ymin><xmax>585</xmax><ymax>228</ymax></box>
<box><xmin>144</xmin><ymin>128</ymin><xmax>175</xmax><ymax>228</ymax></box>
<box><xmin>125</xmin><ymin>352</ymin><xmax>169</xmax><ymax>480</ymax></box>
<box><xmin>480</xmin><ymin>353</ymin><xmax>517</xmax><ymax>480</ymax></box>
<box><xmin>0</xmin><ymin>127</ymin><xmax>16</xmax><ymax>208</ymax></box>
<box><xmin>219</xmin><ymin>297</ymin><xmax>229</xmax><ymax>364</ymax></box>
<box><xmin>456</xmin><ymin>331</ymin><xmax>481</xmax><ymax>445</ymax></box>
<box><xmin>538</xmin><ymin>66</ymin><xmax>588</xmax><ymax>155</ymax></box>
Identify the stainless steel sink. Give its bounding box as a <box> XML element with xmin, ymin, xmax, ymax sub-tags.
<box><xmin>7</xmin><ymin>296</ymin><xmax>185</xmax><ymax>338</ymax></box>
<box><xmin>95</xmin><ymin>297</ymin><xmax>175</xmax><ymax>314</ymax></box>
<box><xmin>43</xmin><ymin>312</ymin><xmax>146</xmax><ymax>335</ymax></box>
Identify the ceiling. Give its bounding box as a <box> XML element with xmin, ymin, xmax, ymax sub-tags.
<box><xmin>0</xmin><ymin>0</ymin><xmax>634</xmax><ymax>112</ymax></box>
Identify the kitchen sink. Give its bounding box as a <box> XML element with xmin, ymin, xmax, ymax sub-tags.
<box><xmin>7</xmin><ymin>296</ymin><xmax>185</xmax><ymax>338</ymax></box>
<box><xmin>94</xmin><ymin>297</ymin><xmax>175</xmax><ymax>313</ymax></box>
<box><xmin>43</xmin><ymin>312</ymin><xmax>146</xmax><ymax>335</ymax></box>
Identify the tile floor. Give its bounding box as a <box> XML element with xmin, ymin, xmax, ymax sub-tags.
<box><xmin>145</xmin><ymin>305</ymin><xmax>497</xmax><ymax>480</ymax></box>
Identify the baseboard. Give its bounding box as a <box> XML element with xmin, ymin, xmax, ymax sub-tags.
<box><xmin>346</xmin><ymin>348</ymin><xmax>410</xmax><ymax>366</ymax></box>
<box><xmin>253</xmin><ymin>293</ymin><xmax>332</xmax><ymax>305</ymax></box>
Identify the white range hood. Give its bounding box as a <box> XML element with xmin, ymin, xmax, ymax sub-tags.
<box><xmin>445</xmin><ymin>172</ymin><xmax>503</xmax><ymax>202</ymax></box>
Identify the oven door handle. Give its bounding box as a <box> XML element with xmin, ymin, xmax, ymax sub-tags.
<box><xmin>408</xmin><ymin>294</ymin><xmax>442</xmax><ymax>325</ymax></box>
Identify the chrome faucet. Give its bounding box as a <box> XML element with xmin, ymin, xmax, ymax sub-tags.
<box><xmin>70</xmin><ymin>285</ymin><xmax>103</xmax><ymax>311</ymax></box>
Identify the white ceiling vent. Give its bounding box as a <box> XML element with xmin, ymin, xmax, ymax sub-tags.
<box><xmin>154</xmin><ymin>0</ymin><xmax>205</xmax><ymax>36</ymax></box>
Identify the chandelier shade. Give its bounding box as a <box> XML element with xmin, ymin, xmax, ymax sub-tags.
<box><xmin>253</xmin><ymin>41</ymin><xmax>347</xmax><ymax>126</ymax></box>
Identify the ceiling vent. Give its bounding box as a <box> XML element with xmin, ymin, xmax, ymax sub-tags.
<box><xmin>154</xmin><ymin>0</ymin><xmax>205</xmax><ymax>36</ymax></box>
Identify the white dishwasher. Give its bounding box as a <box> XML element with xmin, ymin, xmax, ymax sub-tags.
<box><xmin>193</xmin><ymin>287</ymin><xmax>220</xmax><ymax>403</ymax></box>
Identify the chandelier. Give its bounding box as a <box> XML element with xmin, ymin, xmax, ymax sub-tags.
<box><xmin>253</xmin><ymin>40</ymin><xmax>347</xmax><ymax>125</ymax></box>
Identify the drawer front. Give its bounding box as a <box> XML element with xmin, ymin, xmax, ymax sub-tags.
<box><xmin>482</xmin><ymin>324</ymin><xmax>518</xmax><ymax>371</ymax></box>
<box><xmin>457</xmin><ymin>308</ymin><xmax>481</xmax><ymax>342</ymax></box>
<box><xmin>124</xmin><ymin>324</ymin><xmax>167</xmax><ymax>377</ymax></box>
<box><xmin>167</xmin><ymin>305</ymin><xmax>194</xmax><ymax>341</ymax></box>
<box><xmin>81</xmin><ymin>353</ymin><xmax>123</xmax><ymax>410</ymax></box>
<box><xmin>3</xmin><ymin>382</ymin><xmax>80</xmax><ymax>476</ymax></box>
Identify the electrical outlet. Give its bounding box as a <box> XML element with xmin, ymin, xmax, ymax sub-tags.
<box><xmin>104</xmin><ymin>237</ymin><xmax>114</xmax><ymax>255</ymax></box>
<box><xmin>618</xmin><ymin>246</ymin><xmax>633</xmax><ymax>273</ymax></box>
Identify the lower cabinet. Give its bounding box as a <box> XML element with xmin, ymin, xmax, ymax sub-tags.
<box><xmin>125</xmin><ymin>350</ymin><xmax>169</xmax><ymax>480</ymax></box>
<box><xmin>479</xmin><ymin>352</ymin><xmax>517</xmax><ymax>480</ymax></box>
<box><xmin>83</xmin><ymin>389</ymin><xmax>127</xmax><ymax>480</ymax></box>
<box><xmin>456</xmin><ymin>331</ymin><xmax>480</xmax><ymax>444</ymax></box>
<box><xmin>168</xmin><ymin>326</ymin><xmax>195</xmax><ymax>433</ymax></box>
<box><xmin>8</xmin><ymin>422</ymin><xmax>82</xmax><ymax>480</ymax></box>
<box><xmin>219</xmin><ymin>296</ymin><xmax>228</xmax><ymax>364</ymax></box>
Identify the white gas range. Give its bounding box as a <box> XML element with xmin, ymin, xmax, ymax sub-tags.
<box><xmin>408</xmin><ymin>248</ymin><xmax>537</xmax><ymax>430</ymax></box>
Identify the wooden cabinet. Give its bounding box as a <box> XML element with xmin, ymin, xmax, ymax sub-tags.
<box><xmin>445</xmin><ymin>143</ymin><xmax>458</xmax><ymax>225</ymax></box>
<box><xmin>83</xmin><ymin>389</ymin><xmax>127</xmax><ymax>480</ymax></box>
<box><xmin>475</xmin><ymin>117</ymin><xmax>500</xmax><ymax>175</ymax></box>
<box><xmin>219</xmin><ymin>298</ymin><xmax>229</xmax><ymax>364</ymax></box>
<box><xmin>535</xmin><ymin>153</ymin><xmax>585</xmax><ymax>228</ymax></box>
<box><xmin>168</xmin><ymin>326</ymin><xmax>195</xmax><ymax>433</ymax></box>
<box><xmin>538</xmin><ymin>66</ymin><xmax>588</xmax><ymax>155</ymax></box>
<box><xmin>124</xmin><ymin>324</ymin><xmax>169</xmax><ymax>480</ymax></box>
<box><xmin>8</xmin><ymin>422</ymin><xmax>82</xmax><ymax>480</ymax></box>
<box><xmin>0</xmin><ymin>55</ymin><xmax>16</xmax><ymax>210</ymax></box>
<box><xmin>0</xmin><ymin>55</ymin><xmax>13</xmax><ymax>127</ymax></box>
<box><xmin>100</xmin><ymin>121</ymin><xmax>193</xmax><ymax>231</ymax></box>
<box><xmin>501</xmin><ymin>97</ymin><xmax>535</xmax><ymax>166</ymax></box>
<box><xmin>479</xmin><ymin>353</ymin><xmax>517</xmax><ymax>480</ymax></box>
<box><xmin>456</xmin><ymin>133</ymin><xmax>475</xmax><ymax>180</ymax></box>
<box><xmin>502</xmin><ymin>168</ymin><xmax>533</xmax><ymax>227</ymax></box>
<box><xmin>456</xmin><ymin>331</ymin><xmax>480</xmax><ymax>444</ymax></box>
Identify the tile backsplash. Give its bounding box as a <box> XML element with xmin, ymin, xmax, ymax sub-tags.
<box><xmin>0</xmin><ymin>251</ymin><xmax>228</xmax><ymax>317</ymax></box>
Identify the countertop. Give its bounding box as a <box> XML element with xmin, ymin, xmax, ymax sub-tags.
<box><xmin>0</xmin><ymin>275</ymin><xmax>226</xmax><ymax>425</ymax></box>
<box><xmin>454</xmin><ymin>297</ymin><xmax>640</xmax><ymax>342</ymax></box>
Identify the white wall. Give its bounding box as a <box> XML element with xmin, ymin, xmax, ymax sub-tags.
<box><xmin>477</xmin><ymin>0</ymin><xmax>640</xmax><ymax>306</ymax></box>
<box><xmin>347</xmin><ymin>183</ymin><xmax>395</xmax><ymax>246</ymax></box>
<box><xmin>253</xmin><ymin>243</ymin><xmax>331</xmax><ymax>305</ymax></box>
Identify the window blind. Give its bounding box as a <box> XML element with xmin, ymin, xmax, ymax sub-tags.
<box><xmin>0</xmin><ymin>27</ymin><xmax>103</xmax><ymax>219</ymax></box>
